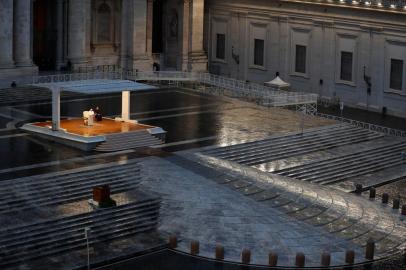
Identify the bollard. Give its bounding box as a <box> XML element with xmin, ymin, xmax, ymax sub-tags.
<box><xmin>369</xmin><ymin>188</ymin><xmax>376</xmax><ymax>199</ymax></box>
<box><xmin>321</xmin><ymin>252</ymin><xmax>331</xmax><ymax>267</ymax></box>
<box><xmin>355</xmin><ymin>184</ymin><xmax>363</xmax><ymax>195</ymax></box>
<box><xmin>295</xmin><ymin>252</ymin><xmax>305</xmax><ymax>267</ymax></box>
<box><xmin>345</xmin><ymin>250</ymin><xmax>355</xmax><ymax>264</ymax></box>
<box><xmin>215</xmin><ymin>245</ymin><xmax>224</xmax><ymax>260</ymax></box>
<box><xmin>393</xmin><ymin>197</ymin><xmax>400</xmax><ymax>210</ymax></box>
<box><xmin>168</xmin><ymin>235</ymin><xmax>177</xmax><ymax>249</ymax></box>
<box><xmin>402</xmin><ymin>205</ymin><xmax>406</xmax><ymax>215</ymax></box>
<box><xmin>365</xmin><ymin>239</ymin><xmax>375</xmax><ymax>260</ymax></box>
<box><xmin>241</xmin><ymin>249</ymin><xmax>251</xmax><ymax>264</ymax></box>
<box><xmin>190</xmin><ymin>240</ymin><xmax>199</xmax><ymax>255</ymax></box>
<box><xmin>268</xmin><ymin>252</ymin><xmax>278</xmax><ymax>267</ymax></box>
<box><xmin>382</xmin><ymin>193</ymin><xmax>389</xmax><ymax>204</ymax></box>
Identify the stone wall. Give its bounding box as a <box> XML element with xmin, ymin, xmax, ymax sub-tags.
<box><xmin>206</xmin><ymin>0</ymin><xmax>406</xmax><ymax>117</ymax></box>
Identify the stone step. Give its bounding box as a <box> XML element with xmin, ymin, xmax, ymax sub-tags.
<box><xmin>275</xmin><ymin>141</ymin><xmax>406</xmax><ymax>175</ymax></box>
<box><xmin>0</xmin><ymin>181</ymin><xmax>140</xmax><ymax>213</ymax></box>
<box><xmin>316</xmin><ymin>160</ymin><xmax>405</xmax><ymax>185</ymax></box>
<box><xmin>96</xmin><ymin>138</ymin><xmax>162</xmax><ymax>149</ymax></box>
<box><xmin>0</xmin><ymin>197</ymin><xmax>161</xmax><ymax>234</ymax></box>
<box><xmin>95</xmin><ymin>131</ymin><xmax>163</xmax><ymax>152</ymax></box>
<box><xmin>0</xmin><ymin>169</ymin><xmax>141</xmax><ymax>198</ymax></box>
<box><xmin>204</xmin><ymin>124</ymin><xmax>351</xmax><ymax>155</ymax></box>
<box><xmin>216</xmin><ymin>128</ymin><xmax>372</xmax><ymax>162</ymax></box>
<box><xmin>104</xmin><ymin>131</ymin><xmax>160</xmax><ymax>140</ymax></box>
<box><xmin>288</xmin><ymin>150</ymin><xmax>404</xmax><ymax>179</ymax></box>
<box><xmin>1</xmin><ymin>222</ymin><xmax>159</xmax><ymax>267</ymax></box>
<box><xmin>1</xmin><ymin>209</ymin><xmax>159</xmax><ymax>252</ymax></box>
<box><xmin>0</xmin><ymin>162</ymin><xmax>140</xmax><ymax>193</ymax></box>
<box><xmin>209</xmin><ymin>125</ymin><xmax>356</xmax><ymax>158</ymax></box>
<box><xmin>240</xmin><ymin>132</ymin><xmax>383</xmax><ymax>166</ymax></box>
<box><xmin>0</xmin><ymin>175</ymin><xmax>140</xmax><ymax>208</ymax></box>
<box><xmin>226</xmin><ymin>128</ymin><xmax>377</xmax><ymax>162</ymax></box>
<box><xmin>0</xmin><ymin>213</ymin><xmax>160</xmax><ymax>266</ymax></box>
<box><xmin>96</xmin><ymin>140</ymin><xmax>163</xmax><ymax>152</ymax></box>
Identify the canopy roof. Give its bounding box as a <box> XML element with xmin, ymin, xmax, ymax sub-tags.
<box><xmin>34</xmin><ymin>79</ymin><xmax>157</xmax><ymax>94</ymax></box>
<box><xmin>264</xmin><ymin>76</ymin><xmax>290</xmax><ymax>88</ymax></box>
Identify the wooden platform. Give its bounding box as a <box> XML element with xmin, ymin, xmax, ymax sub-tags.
<box><xmin>33</xmin><ymin>118</ymin><xmax>154</xmax><ymax>137</ymax></box>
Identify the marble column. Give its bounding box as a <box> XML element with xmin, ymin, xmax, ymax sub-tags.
<box><xmin>189</xmin><ymin>0</ymin><xmax>207</xmax><ymax>71</ymax></box>
<box><xmin>68</xmin><ymin>0</ymin><xmax>89</xmax><ymax>69</ymax></box>
<box><xmin>181</xmin><ymin>0</ymin><xmax>191</xmax><ymax>71</ymax></box>
<box><xmin>120</xmin><ymin>0</ymin><xmax>129</xmax><ymax>69</ymax></box>
<box><xmin>146</xmin><ymin>0</ymin><xmax>153</xmax><ymax>56</ymax></box>
<box><xmin>131</xmin><ymin>0</ymin><xmax>152</xmax><ymax>71</ymax></box>
<box><xmin>14</xmin><ymin>0</ymin><xmax>33</xmax><ymax>67</ymax></box>
<box><xmin>0</xmin><ymin>0</ymin><xmax>15</xmax><ymax>68</ymax></box>
<box><xmin>56</xmin><ymin>0</ymin><xmax>65</xmax><ymax>69</ymax></box>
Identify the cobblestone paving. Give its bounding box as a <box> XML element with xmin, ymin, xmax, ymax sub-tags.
<box><xmin>139</xmin><ymin>155</ymin><xmax>406</xmax><ymax>267</ymax></box>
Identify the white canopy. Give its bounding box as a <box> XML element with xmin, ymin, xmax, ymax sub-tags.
<box><xmin>34</xmin><ymin>79</ymin><xmax>157</xmax><ymax>131</ymax></box>
<box><xmin>34</xmin><ymin>79</ymin><xmax>157</xmax><ymax>94</ymax></box>
<box><xmin>264</xmin><ymin>76</ymin><xmax>290</xmax><ymax>88</ymax></box>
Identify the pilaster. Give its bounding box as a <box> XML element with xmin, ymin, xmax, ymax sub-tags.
<box><xmin>0</xmin><ymin>0</ymin><xmax>15</xmax><ymax>68</ymax></box>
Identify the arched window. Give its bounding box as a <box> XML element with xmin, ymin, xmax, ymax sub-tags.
<box><xmin>97</xmin><ymin>3</ymin><xmax>112</xmax><ymax>43</ymax></box>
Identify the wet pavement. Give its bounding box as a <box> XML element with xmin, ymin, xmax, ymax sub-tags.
<box><xmin>0</xmin><ymin>88</ymin><xmax>334</xmax><ymax>180</ymax></box>
<box><xmin>1</xmin><ymin>86</ymin><xmax>406</xmax><ymax>269</ymax></box>
<box><xmin>318</xmin><ymin>105</ymin><xmax>406</xmax><ymax>131</ymax></box>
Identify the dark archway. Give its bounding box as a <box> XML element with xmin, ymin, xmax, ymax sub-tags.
<box><xmin>152</xmin><ymin>0</ymin><xmax>164</xmax><ymax>54</ymax></box>
<box><xmin>33</xmin><ymin>0</ymin><xmax>57</xmax><ymax>71</ymax></box>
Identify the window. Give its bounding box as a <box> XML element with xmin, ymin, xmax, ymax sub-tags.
<box><xmin>216</xmin><ymin>34</ymin><xmax>226</xmax><ymax>60</ymax></box>
<box><xmin>97</xmin><ymin>3</ymin><xmax>112</xmax><ymax>43</ymax></box>
<box><xmin>295</xmin><ymin>45</ymin><xmax>306</xmax><ymax>74</ymax></box>
<box><xmin>340</xmin><ymin>51</ymin><xmax>353</xmax><ymax>81</ymax></box>
<box><xmin>254</xmin><ymin>39</ymin><xmax>264</xmax><ymax>66</ymax></box>
<box><xmin>390</xmin><ymin>59</ymin><xmax>403</xmax><ymax>91</ymax></box>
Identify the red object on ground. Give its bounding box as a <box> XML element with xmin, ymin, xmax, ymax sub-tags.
<box><xmin>93</xmin><ymin>185</ymin><xmax>111</xmax><ymax>202</ymax></box>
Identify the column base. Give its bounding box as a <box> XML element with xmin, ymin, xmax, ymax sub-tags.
<box><xmin>68</xmin><ymin>57</ymin><xmax>90</xmax><ymax>72</ymax></box>
<box><xmin>0</xmin><ymin>66</ymin><xmax>38</xmax><ymax>88</ymax></box>
<box><xmin>0</xmin><ymin>62</ymin><xmax>15</xmax><ymax>69</ymax></box>
<box><xmin>188</xmin><ymin>51</ymin><xmax>208</xmax><ymax>72</ymax></box>
<box><xmin>130</xmin><ymin>56</ymin><xmax>153</xmax><ymax>72</ymax></box>
<box><xmin>15</xmin><ymin>60</ymin><xmax>34</xmax><ymax>67</ymax></box>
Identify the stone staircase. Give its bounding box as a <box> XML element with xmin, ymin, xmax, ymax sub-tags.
<box><xmin>273</xmin><ymin>141</ymin><xmax>406</xmax><ymax>185</ymax></box>
<box><xmin>0</xmin><ymin>161</ymin><xmax>142</xmax><ymax>214</ymax></box>
<box><xmin>0</xmin><ymin>196</ymin><xmax>161</xmax><ymax>267</ymax></box>
<box><xmin>203</xmin><ymin>125</ymin><xmax>384</xmax><ymax>166</ymax></box>
<box><xmin>95</xmin><ymin>130</ymin><xmax>164</xmax><ymax>152</ymax></box>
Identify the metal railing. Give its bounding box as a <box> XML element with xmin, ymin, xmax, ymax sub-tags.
<box><xmin>289</xmin><ymin>0</ymin><xmax>406</xmax><ymax>9</ymax></box>
<box><xmin>32</xmin><ymin>70</ymin><xmax>318</xmax><ymax>108</ymax></box>
<box><xmin>317</xmin><ymin>112</ymin><xmax>406</xmax><ymax>137</ymax></box>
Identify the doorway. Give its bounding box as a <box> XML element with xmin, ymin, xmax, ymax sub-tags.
<box><xmin>33</xmin><ymin>0</ymin><xmax>58</xmax><ymax>71</ymax></box>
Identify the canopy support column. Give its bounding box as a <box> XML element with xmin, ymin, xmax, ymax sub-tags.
<box><xmin>51</xmin><ymin>88</ymin><xmax>61</xmax><ymax>131</ymax></box>
<box><xmin>122</xmin><ymin>90</ymin><xmax>130</xmax><ymax>121</ymax></box>
<box><xmin>118</xmin><ymin>90</ymin><xmax>137</xmax><ymax>123</ymax></box>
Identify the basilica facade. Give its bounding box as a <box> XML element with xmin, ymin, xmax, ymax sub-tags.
<box><xmin>1</xmin><ymin>0</ymin><xmax>406</xmax><ymax>117</ymax></box>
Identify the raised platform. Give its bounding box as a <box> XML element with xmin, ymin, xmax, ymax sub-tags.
<box><xmin>33</xmin><ymin>118</ymin><xmax>154</xmax><ymax>137</ymax></box>
<box><xmin>21</xmin><ymin>118</ymin><xmax>166</xmax><ymax>151</ymax></box>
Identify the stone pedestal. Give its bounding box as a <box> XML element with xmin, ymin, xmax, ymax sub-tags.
<box><xmin>0</xmin><ymin>0</ymin><xmax>15</xmax><ymax>68</ymax></box>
